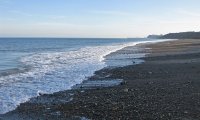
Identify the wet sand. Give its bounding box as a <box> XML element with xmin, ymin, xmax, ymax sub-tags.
<box><xmin>1</xmin><ymin>39</ymin><xmax>200</xmax><ymax>120</ymax></box>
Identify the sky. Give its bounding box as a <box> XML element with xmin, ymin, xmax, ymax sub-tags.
<box><xmin>0</xmin><ymin>0</ymin><xmax>200</xmax><ymax>38</ymax></box>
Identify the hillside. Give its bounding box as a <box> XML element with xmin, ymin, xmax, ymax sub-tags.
<box><xmin>160</xmin><ymin>32</ymin><xmax>200</xmax><ymax>39</ymax></box>
<box><xmin>148</xmin><ymin>32</ymin><xmax>200</xmax><ymax>39</ymax></box>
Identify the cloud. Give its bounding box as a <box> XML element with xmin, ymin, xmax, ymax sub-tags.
<box><xmin>90</xmin><ymin>10</ymin><xmax>132</xmax><ymax>16</ymax></box>
<box><xmin>0</xmin><ymin>0</ymin><xmax>12</xmax><ymax>3</ymax></box>
<box><xmin>8</xmin><ymin>10</ymin><xmax>69</xmax><ymax>21</ymax></box>
<box><xmin>0</xmin><ymin>0</ymin><xmax>13</xmax><ymax>5</ymax></box>
<box><xmin>46</xmin><ymin>15</ymin><xmax>68</xmax><ymax>20</ymax></box>
<box><xmin>9</xmin><ymin>10</ymin><xmax>33</xmax><ymax>17</ymax></box>
<box><xmin>176</xmin><ymin>9</ymin><xmax>200</xmax><ymax>17</ymax></box>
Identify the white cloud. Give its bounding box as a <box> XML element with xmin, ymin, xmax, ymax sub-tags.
<box><xmin>0</xmin><ymin>0</ymin><xmax>12</xmax><ymax>3</ymax></box>
<box><xmin>45</xmin><ymin>15</ymin><xmax>68</xmax><ymax>20</ymax></box>
<box><xmin>9</xmin><ymin>10</ymin><xmax>33</xmax><ymax>17</ymax></box>
<box><xmin>90</xmin><ymin>10</ymin><xmax>132</xmax><ymax>16</ymax></box>
<box><xmin>176</xmin><ymin>9</ymin><xmax>200</xmax><ymax>17</ymax></box>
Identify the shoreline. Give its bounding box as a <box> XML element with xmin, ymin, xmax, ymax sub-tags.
<box><xmin>0</xmin><ymin>39</ymin><xmax>145</xmax><ymax>115</ymax></box>
<box><xmin>0</xmin><ymin>39</ymin><xmax>169</xmax><ymax>115</ymax></box>
<box><xmin>1</xmin><ymin>39</ymin><xmax>200</xmax><ymax>119</ymax></box>
<box><xmin>0</xmin><ymin>39</ymin><xmax>148</xmax><ymax>116</ymax></box>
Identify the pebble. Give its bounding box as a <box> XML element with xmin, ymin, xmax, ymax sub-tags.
<box><xmin>124</xmin><ymin>88</ymin><xmax>129</xmax><ymax>92</ymax></box>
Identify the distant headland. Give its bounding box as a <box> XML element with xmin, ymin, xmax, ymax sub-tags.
<box><xmin>148</xmin><ymin>31</ymin><xmax>200</xmax><ymax>39</ymax></box>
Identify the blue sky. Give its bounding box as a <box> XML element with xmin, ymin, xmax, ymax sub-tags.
<box><xmin>0</xmin><ymin>0</ymin><xmax>200</xmax><ymax>37</ymax></box>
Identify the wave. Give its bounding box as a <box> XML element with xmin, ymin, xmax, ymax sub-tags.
<box><xmin>0</xmin><ymin>39</ymin><xmax>172</xmax><ymax>114</ymax></box>
<box><xmin>0</xmin><ymin>41</ymin><xmax>138</xmax><ymax>114</ymax></box>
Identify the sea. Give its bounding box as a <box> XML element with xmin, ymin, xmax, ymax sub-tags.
<box><xmin>0</xmin><ymin>38</ymin><xmax>169</xmax><ymax>114</ymax></box>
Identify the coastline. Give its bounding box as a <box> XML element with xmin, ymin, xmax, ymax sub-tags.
<box><xmin>0</xmin><ymin>38</ymin><xmax>150</xmax><ymax>115</ymax></box>
<box><xmin>1</xmin><ymin>39</ymin><xmax>200</xmax><ymax>119</ymax></box>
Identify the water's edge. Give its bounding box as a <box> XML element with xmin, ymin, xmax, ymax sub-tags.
<box><xmin>0</xmin><ymin>39</ymin><xmax>174</xmax><ymax>115</ymax></box>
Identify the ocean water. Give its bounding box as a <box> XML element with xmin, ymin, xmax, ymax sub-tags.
<box><xmin>0</xmin><ymin>38</ymin><xmax>169</xmax><ymax>114</ymax></box>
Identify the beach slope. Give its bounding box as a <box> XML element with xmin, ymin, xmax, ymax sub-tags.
<box><xmin>1</xmin><ymin>39</ymin><xmax>200</xmax><ymax>120</ymax></box>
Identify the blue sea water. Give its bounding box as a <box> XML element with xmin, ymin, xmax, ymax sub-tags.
<box><xmin>0</xmin><ymin>38</ymin><xmax>127</xmax><ymax>71</ymax></box>
<box><xmin>0</xmin><ymin>38</ymin><xmax>168</xmax><ymax>114</ymax></box>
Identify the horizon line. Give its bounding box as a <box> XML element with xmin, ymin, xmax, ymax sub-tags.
<box><xmin>0</xmin><ymin>37</ymin><xmax>146</xmax><ymax>39</ymax></box>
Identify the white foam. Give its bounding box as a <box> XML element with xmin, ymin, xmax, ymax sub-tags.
<box><xmin>0</xmin><ymin>39</ymin><xmax>174</xmax><ymax>114</ymax></box>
